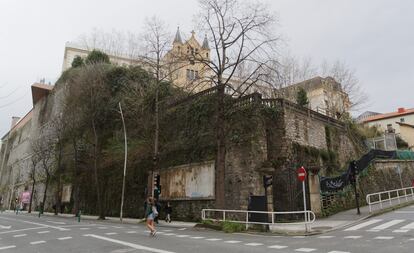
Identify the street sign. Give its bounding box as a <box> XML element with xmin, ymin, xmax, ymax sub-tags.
<box><xmin>297</xmin><ymin>166</ymin><xmax>307</xmax><ymax>182</ymax></box>
<box><xmin>297</xmin><ymin>166</ymin><xmax>308</xmax><ymax>232</ymax></box>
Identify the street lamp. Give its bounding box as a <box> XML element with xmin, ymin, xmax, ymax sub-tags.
<box><xmin>118</xmin><ymin>102</ymin><xmax>128</xmax><ymax>222</ymax></box>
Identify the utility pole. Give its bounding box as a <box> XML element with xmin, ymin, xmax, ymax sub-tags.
<box><xmin>119</xmin><ymin>102</ymin><xmax>128</xmax><ymax>222</ymax></box>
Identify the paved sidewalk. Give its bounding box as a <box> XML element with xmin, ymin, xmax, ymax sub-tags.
<box><xmin>271</xmin><ymin>195</ymin><xmax>414</xmax><ymax>234</ymax></box>
<box><xmin>3</xmin><ymin>209</ymin><xmax>197</xmax><ymax>228</ymax></box>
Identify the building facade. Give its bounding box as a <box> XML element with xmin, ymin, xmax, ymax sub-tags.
<box><xmin>363</xmin><ymin>107</ymin><xmax>414</xmax><ymax>150</ymax></box>
<box><xmin>279</xmin><ymin>76</ymin><xmax>351</xmax><ymax>119</ymax></box>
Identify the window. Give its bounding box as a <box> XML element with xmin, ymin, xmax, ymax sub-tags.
<box><xmin>186</xmin><ymin>69</ymin><xmax>198</xmax><ymax>80</ymax></box>
<box><xmin>400</xmin><ymin>118</ymin><xmax>405</xmax><ymax>123</ymax></box>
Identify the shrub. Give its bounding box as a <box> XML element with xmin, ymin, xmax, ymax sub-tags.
<box><xmin>221</xmin><ymin>221</ymin><xmax>246</xmax><ymax>233</ymax></box>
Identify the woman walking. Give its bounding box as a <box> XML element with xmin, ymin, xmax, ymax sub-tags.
<box><xmin>165</xmin><ymin>202</ymin><xmax>172</xmax><ymax>223</ymax></box>
<box><xmin>145</xmin><ymin>197</ymin><xmax>158</xmax><ymax>236</ymax></box>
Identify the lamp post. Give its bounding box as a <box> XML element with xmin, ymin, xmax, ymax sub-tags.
<box><xmin>119</xmin><ymin>102</ymin><xmax>128</xmax><ymax>222</ymax></box>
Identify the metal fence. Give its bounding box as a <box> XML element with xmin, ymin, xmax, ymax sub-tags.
<box><xmin>201</xmin><ymin>209</ymin><xmax>315</xmax><ymax>231</ymax></box>
<box><xmin>366</xmin><ymin>186</ymin><xmax>414</xmax><ymax>213</ymax></box>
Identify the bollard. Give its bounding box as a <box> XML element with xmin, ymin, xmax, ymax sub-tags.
<box><xmin>78</xmin><ymin>210</ymin><xmax>81</xmax><ymax>223</ymax></box>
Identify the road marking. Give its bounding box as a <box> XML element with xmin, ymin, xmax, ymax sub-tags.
<box><xmin>80</xmin><ymin>228</ymin><xmax>90</xmax><ymax>230</ymax></box>
<box><xmin>409</xmin><ymin>238</ymin><xmax>414</xmax><ymax>241</ymax></box>
<box><xmin>164</xmin><ymin>233</ymin><xmax>176</xmax><ymax>236</ymax></box>
<box><xmin>156</xmin><ymin>231</ymin><xmax>165</xmax><ymax>234</ymax></box>
<box><xmin>0</xmin><ymin>227</ymin><xmax>43</xmax><ymax>235</ymax></box>
<box><xmin>245</xmin><ymin>243</ymin><xmax>263</xmax><ymax>246</ymax></box>
<box><xmin>84</xmin><ymin>234</ymin><xmax>176</xmax><ymax>253</ymax></box>
<box><xmin>393</xmin><ymin>229</ymin><xmax>409</xmax><ymax>233</ymax></box>
<box><xmin>162</xmin><ymin>230</ymin><xmax>172</xmax><ymax>232</ymax></box>
<box><xmin>98</xmin><ymin>227</ymin><xmax>108</xmax><ymax>229</ymax></box>
<box><xmin>47</xmin><ymin>220</ymin><xmax>66</xmax><ymax>225</ymax></box>
<box><xmin>401</xmin><ymin>222</ymin><xmax>414</xmax><ymax>230</ymax></box>
<box><xmin>38</xmin><ymin>231</ymin><xmax>50</xmax><ymax>234</ymax></box>
<box><xmin>190</xmin><ymin>236</ymin><xmax>205</xmax><ymax>239</ymax></box>
<box><xmin>224</xmin><ymin>240</ymin><xmax>242</xmax><ymax>244</ymax></box>
<box><xmin>268</xmin><ymin>245</ymin><xmax>288</xmax><ymax>249</ymax></box>
<box><xmin>0</xmin><ymin>216</ymin><xmax>68</xmax><ymax>231</ymax></box>
<box><xmin>0</xmin><ymin>225</ymin><xmax>11</xmax><ymax>229</ymax></box>
<box><xmin>126</xmin><ymin>231</ymin><xmax>137</xmax><ymax>234</ymax></box>
<box><xmin>374</xmin><ymin>236</ymin><xmax>394</xmax><ymax>240</ymax></box>
<box><xmin>57</xmin><ymin>237</ymin><xmax>72</xmax><ymax>240</ymax></box>
<box><xmin>112</xmin><ymin>226</ymin><xmax>123</xmax><ymax>229</ymax></box>
<box><xmin>178</xmin><ymin>228</ymin><xmax>187</xmax><ymax>231</ymax></box>
<box><xmin>0</xmin><ymin>246</ymin><xmax>16</xmax><ymax>251</ymax></box>
<box><xmin>328</xmin><ymin>251</ymin><xmax>350</xmax><ymax>253</ymax></box>
<box><xmin>371</xmin><ymin>219</ymin><xmax>405</xmax><ymax>230</ymax></box>
<box><xmin>295</xmin><ymin>248</ymin><xmax>316</xmax><ymax>252</ymax></box>
<box><xmin>13</xmin><ymin>234</ymin><xmax>26</xmax><ymax>237</ymax></box>
<box><xmin>293</xmin><ymin>236</ymin><xmax>306</xmax><ymax>238</ymax></box>
<box><xmin>344</xmin><ymin>235</ymin><xmax>362</xmax><ymax>239</ymax></box>
<box><xmin>106</xmin><ymin>232</ymin><xmax>118</xmax><ymax>235</ymax></box>
<box><xmin>176</xmin><ymin>235</ymin><xmax>189</xmax><ymax>238</ymax></box>
<box><xmin>205</xmin><ymin>238</ymin><xmax>222</xmax><ymax>241</ymax></box>
<box><xmin>318</xmin><ymin>235</ymin><xmax>335</xmax><ymax>239</ymax></box>
<box><xmin>30</xmin><ymin>240</ymin><xmax>46</xmax><ymax>245</ymax></box>
<box><xmin>344</xmin><ymin>219</ymin><xmax>382</xmax><ymax>231</ymax></box>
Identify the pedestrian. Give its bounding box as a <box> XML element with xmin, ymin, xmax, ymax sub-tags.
<box><xmin>165</xmin><ymin>202</ymin><xmax>172</xmax><ymax>223</ymax></box>
<box><xmin>145</xmin><ymin>197</ymin><xmax>158</xmax><ymax>236</ymax></box>
<box><xmin>14</xmin><ymin>198</ymin><xmax>19</xmax><ymax>214</ymax></box>
<box><xmin>154</xmin><ymin>199</ymin><xmax>161</xmax><ymax>224</ymax></box>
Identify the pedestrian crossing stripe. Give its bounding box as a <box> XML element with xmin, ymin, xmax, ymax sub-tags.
<box><xmin>401</xmin><ymin>222</ymin><xmax>414</xmax><ymax>230</ymax></box>
<box><xmin>370</xmin><ymin>219</ymin><xmax>405</xmax><ymax>230</ymax></box>
<box><xmin>344</xmin><ymin>219</ymin><xmax>383</xmax><ymax>231</ymax></box>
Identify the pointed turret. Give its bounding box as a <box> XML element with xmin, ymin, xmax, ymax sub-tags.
<box><xmin>202</xmin><ymin>35</ymin><xmax>209</xmax><ymax>50</ymax></box>
<box><xmin>174</xmin><ymin>27</ymin><xmax>183</xmax><ymax>44</ymax></box>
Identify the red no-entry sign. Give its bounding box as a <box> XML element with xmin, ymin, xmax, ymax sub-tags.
<box><xmin>297</xmin><ymin>166</ymin><xmax>307</xmax><ymax>182</ymax></box>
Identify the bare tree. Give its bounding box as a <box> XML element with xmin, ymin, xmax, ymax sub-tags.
<box><xmin>32</xmin><ymin>133</ymin><xmax>55</xmax><ymax>214</ymax></box>
<box><xmin>320</xmin><ymin>60</ymin><xmax>368</xmax><ymax>110</ymax></box>
<box><xmin>195</xmin><ymin>0</ymin><xmax>280</xmax><ymax>208</ymax></box>
<box><xmin>28</xmin><ymin>152</ymin><xmax>39</xmax><ymax>213</ymax></box>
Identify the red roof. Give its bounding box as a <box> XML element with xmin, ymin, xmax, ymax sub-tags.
<box><xmin>363</xmin><ymin>108</ymin><xmax>414</xmax><ymax>122</ymax></box>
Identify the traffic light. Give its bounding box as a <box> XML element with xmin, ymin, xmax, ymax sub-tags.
<box><xmin>154</xmin><ymin>174</ymin><xmax>160</xmax><ymax>188</ymax></box>
<box><xmin>154</xmin><ymin>174</ymin><xmax>161</xmax><ymax>199</ymax></box>
<box><xmin>349</xmin><ymin>160</ymin><xmax>358</xmax><ymax>184</ymax></box>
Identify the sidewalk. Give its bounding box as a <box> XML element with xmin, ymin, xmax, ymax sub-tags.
<box><xmin>270</xmin><ymin>195</ymin><xmax>414</xmax><ymax>235</ymax></box>
<box><xmin>2</xmin><ymin>210</ymin><xmax>197</xmax><ymax>228</ymax></box>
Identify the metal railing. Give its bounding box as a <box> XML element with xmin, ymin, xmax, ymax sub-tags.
<box><xmin>201</xmin><ymin>209</ymin><xmax>316</xmax><ymax>231</ymax></box>
<box><xmin>366</xmin><ymin>186</ymin><xmax>414</xmax><ymax>213</ymax></box>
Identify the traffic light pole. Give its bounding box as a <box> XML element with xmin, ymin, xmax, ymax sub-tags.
<box><xmin>353</xmin><ymin>178</ymin><xmax>361</xmax><ymax>215</ymax></box>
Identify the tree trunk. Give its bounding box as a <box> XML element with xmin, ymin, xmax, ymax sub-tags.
<box><xmin>152</xmin><ymin>86</ymin><xmax>160</xmax><ymax>198</ymax></box>
<box><xmin>28</xmin><ymin>178</ymin><xmax>36</xmax><ymax>213</ymax></box>
<box><xmin>215</xmin><ymin>84</ymin><xmax>226</xmax><ymax>209</ymax></box>
<box><xmin>42</xmin><ymin>175</ymin><xmax>49</xmax><ymax>213</ymax></box>
<box><xmin>71</xmin><ymin>138</ymin><xmax>80</xmax><ymax>216</ymax></box>
<box><xmin>92</xmin><ymin>120</ymin><xmax>104</xmax><ymax>220</ymax></box>
<box><xmin>55</xmin><ymin>143</ymin><xmax>63</xmax><ymax>215</ymax></box>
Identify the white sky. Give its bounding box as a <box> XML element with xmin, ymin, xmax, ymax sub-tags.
<box><xmin>1</xmin><ymin>0</ymin><xmax>413</xmax><ymax>135</ymax></box>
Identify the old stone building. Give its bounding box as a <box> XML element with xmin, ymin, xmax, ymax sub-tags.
<box><xmin>279</xmin><ymin>76</ymin><xmax>351</xmax><ymax>119</ymax></box>
<box><xmin>62</xmin><ymin>28</ymin><xmax>211</xmax><ymax>93</ymax></box>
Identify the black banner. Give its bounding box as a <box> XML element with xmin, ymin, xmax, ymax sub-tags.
<box><xmin>320</xmin><ymin>150</ymin><xmax>396</xmax><ymax>192</ymax></box>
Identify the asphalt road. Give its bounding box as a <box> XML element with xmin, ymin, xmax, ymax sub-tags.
<box><xmin>0</xmin><ymin>205</ymin><xmax>414</xmax><ymax>253</ymax></box>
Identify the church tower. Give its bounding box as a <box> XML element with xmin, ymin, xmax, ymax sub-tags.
<box><xmin>163</xmin><ymin>29</ymin><xmax>212</xmax><ymax>92</ymax></box>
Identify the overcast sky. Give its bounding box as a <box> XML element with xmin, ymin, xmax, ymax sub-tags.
<box><xmin>1</xmin><ymin>0</ymin><xmax>413</xmax><ymax>135</ymax></box>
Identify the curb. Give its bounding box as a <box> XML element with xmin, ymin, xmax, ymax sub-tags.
<box><xmin>1</xmin><ymin>210</ymin><xmax>196</xmax><ymax>229</ymax></box>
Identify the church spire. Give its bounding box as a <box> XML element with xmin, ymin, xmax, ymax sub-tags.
<box><xmin>202</xmin><ymin>34</ymin><xmax>210</xmax><ymax>50</ymax></box>
<box><xmin>174</xmin><ymin>26</ymin><xmax>183</xmax><ymax>44</ymax></box>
